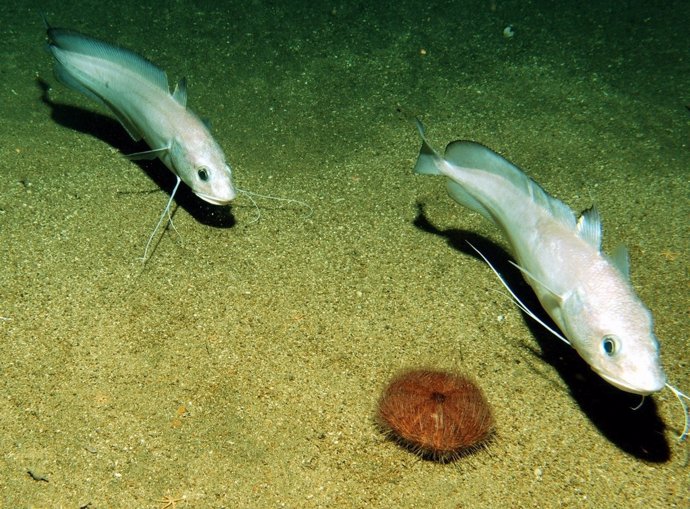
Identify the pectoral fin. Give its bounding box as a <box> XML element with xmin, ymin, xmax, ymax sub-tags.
<box><xmin>508</xmin><ymin>260</ymin><xmax>565</xmax><ymax>305</ymax></box>
<box><xmin>125</xmin><ymin>145</ymin><xmax>170</xmax><ymax>160</ymax></box>
<box><xmin>467</xmin><ymin>242</ymin><xmax>570</xmax><ymax>345</ymax></box>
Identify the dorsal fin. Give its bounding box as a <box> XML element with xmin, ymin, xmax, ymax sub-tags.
<box><xmin>172</xmin><ymin>77</ymin><xmax>187</xmax><ymax>106</ymax></box>
<box><xmin>610</xmin><ymin>244</ymin><xmax>630</xmax><ymax>278</ymax></box>
<box><xmin>576</xmin><ymin>206</ymin><xmax>602</xmax><ymax>249</ymax></box>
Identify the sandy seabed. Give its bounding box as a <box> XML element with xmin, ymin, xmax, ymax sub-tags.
<box><xmin>1</xmin><ymin>1</ymin><xmax>688</xmax><ymax>507</ymax></box>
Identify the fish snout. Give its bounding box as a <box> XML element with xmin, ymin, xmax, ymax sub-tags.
<box><xmin>193</xmin><ymin>165</ymin><xmax>237</xmax><ymax>205</ymax></box>
<box><xmin>195</xmin><ymin>186</ymin><xmax>236</xmax><ymax>205</ymax></box>
<box><xmin>596</xmin><ymin>365</ymin><xmax>666</xmax><ymax>396</ymax></box>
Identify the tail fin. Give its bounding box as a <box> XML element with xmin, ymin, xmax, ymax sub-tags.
<box><xmin>412</xmin><ymin>119</ymin><xmax>494</xmax><ymax>221</ymax></box>
<box><xmin>413</xmin><ymin>119</ymin><xmax>443</xmax><ymax>176</ymax></box>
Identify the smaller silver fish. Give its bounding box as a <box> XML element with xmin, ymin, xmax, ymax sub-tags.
<box><xmin>45</xmin><ymin>22</ymin><xmax>236</xmax><ymax>205</ymax></box>
<box><xmin>413</xmin><ymin>120</ymin><xmax>689</xmax><ymax>439</ymax></box>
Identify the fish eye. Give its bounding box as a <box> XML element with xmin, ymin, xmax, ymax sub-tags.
<box><xmin>601</xmin><ymin>335</ymin><xmax>618</xmax><ymax>356</ymax></box>
<box><xmin>197</xmin><ymin>167</ymin><xmax>209</xmax><ymax>181</ymax></box>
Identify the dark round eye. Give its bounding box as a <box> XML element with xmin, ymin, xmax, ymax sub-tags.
<box><xmin>602</xmin><ymin>335</ymin><xmax>617</xmax><ymax>356</ymax></box>
<box><xmin>197</xmin><ymin>167</ymin><xmax>209</xmax><ymax>181</ymax></box>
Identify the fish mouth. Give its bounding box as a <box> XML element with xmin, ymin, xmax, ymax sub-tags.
<box><xmin>194</xmin><ymin>191</ymin><xmax>236</xmax><ymax>205</ymax></box>
<box><xmin>594</xmin><ymin>369</ymin><xmax>665</xmax><ymax>396</ymax></box>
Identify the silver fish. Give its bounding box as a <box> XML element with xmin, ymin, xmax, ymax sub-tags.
<box><xmin>413</xmin><ymin>120</ymin><xmax>689</xmax><ymax>438</ymax></box>
<box><xmin>45</xmin><ymin>22</ymin><xmax>236</xmax><ymax>206</ymax></box>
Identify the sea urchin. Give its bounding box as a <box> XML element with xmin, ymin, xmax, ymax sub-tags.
<box><xmin>377</xmin><ymin>369</ymin><xmax>494</xmax><ymax>462</ymax></box>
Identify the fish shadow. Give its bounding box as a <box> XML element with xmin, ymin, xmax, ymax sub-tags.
<box><xmin>37</xmin><ymin>78</ymin><xmax>235</xmax><ymax>228</ymax></box>
<box><xmin>413</xmin><ymin>203</ymin><xmax>669</xmax><ymax>462</ymax></box>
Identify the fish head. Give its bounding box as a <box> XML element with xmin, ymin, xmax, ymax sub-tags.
<box><xmin>562</xmin><ymin>289</ymin><xmax>666</xmax><ymax>395</ymax></box>
<box><xmin>169</xmin><ymin>137</ymin><xmax>236</xmax><ymax>205</ymax></box>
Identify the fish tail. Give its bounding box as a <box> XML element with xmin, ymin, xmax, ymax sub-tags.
<box><xmin>413</xmin><ymin>120</ymin><xmax>495</xmax><ymax>221</ymax></box>
<box><xmin>413</xmin><ymin>119</ymin><xmax>444</xmax><ymax>176</ymax></box>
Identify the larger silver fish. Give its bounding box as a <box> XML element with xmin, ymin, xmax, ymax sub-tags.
<box><xmin>413</xmin><ymin>120</ymin><xmax>672</xmax><ymax>397</ymax></box>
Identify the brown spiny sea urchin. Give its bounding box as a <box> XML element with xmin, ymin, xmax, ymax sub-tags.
<box><xmin>377</xmin><ymin>369</ymin><xmax>494</xmax><ymax>462</ymax></box>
